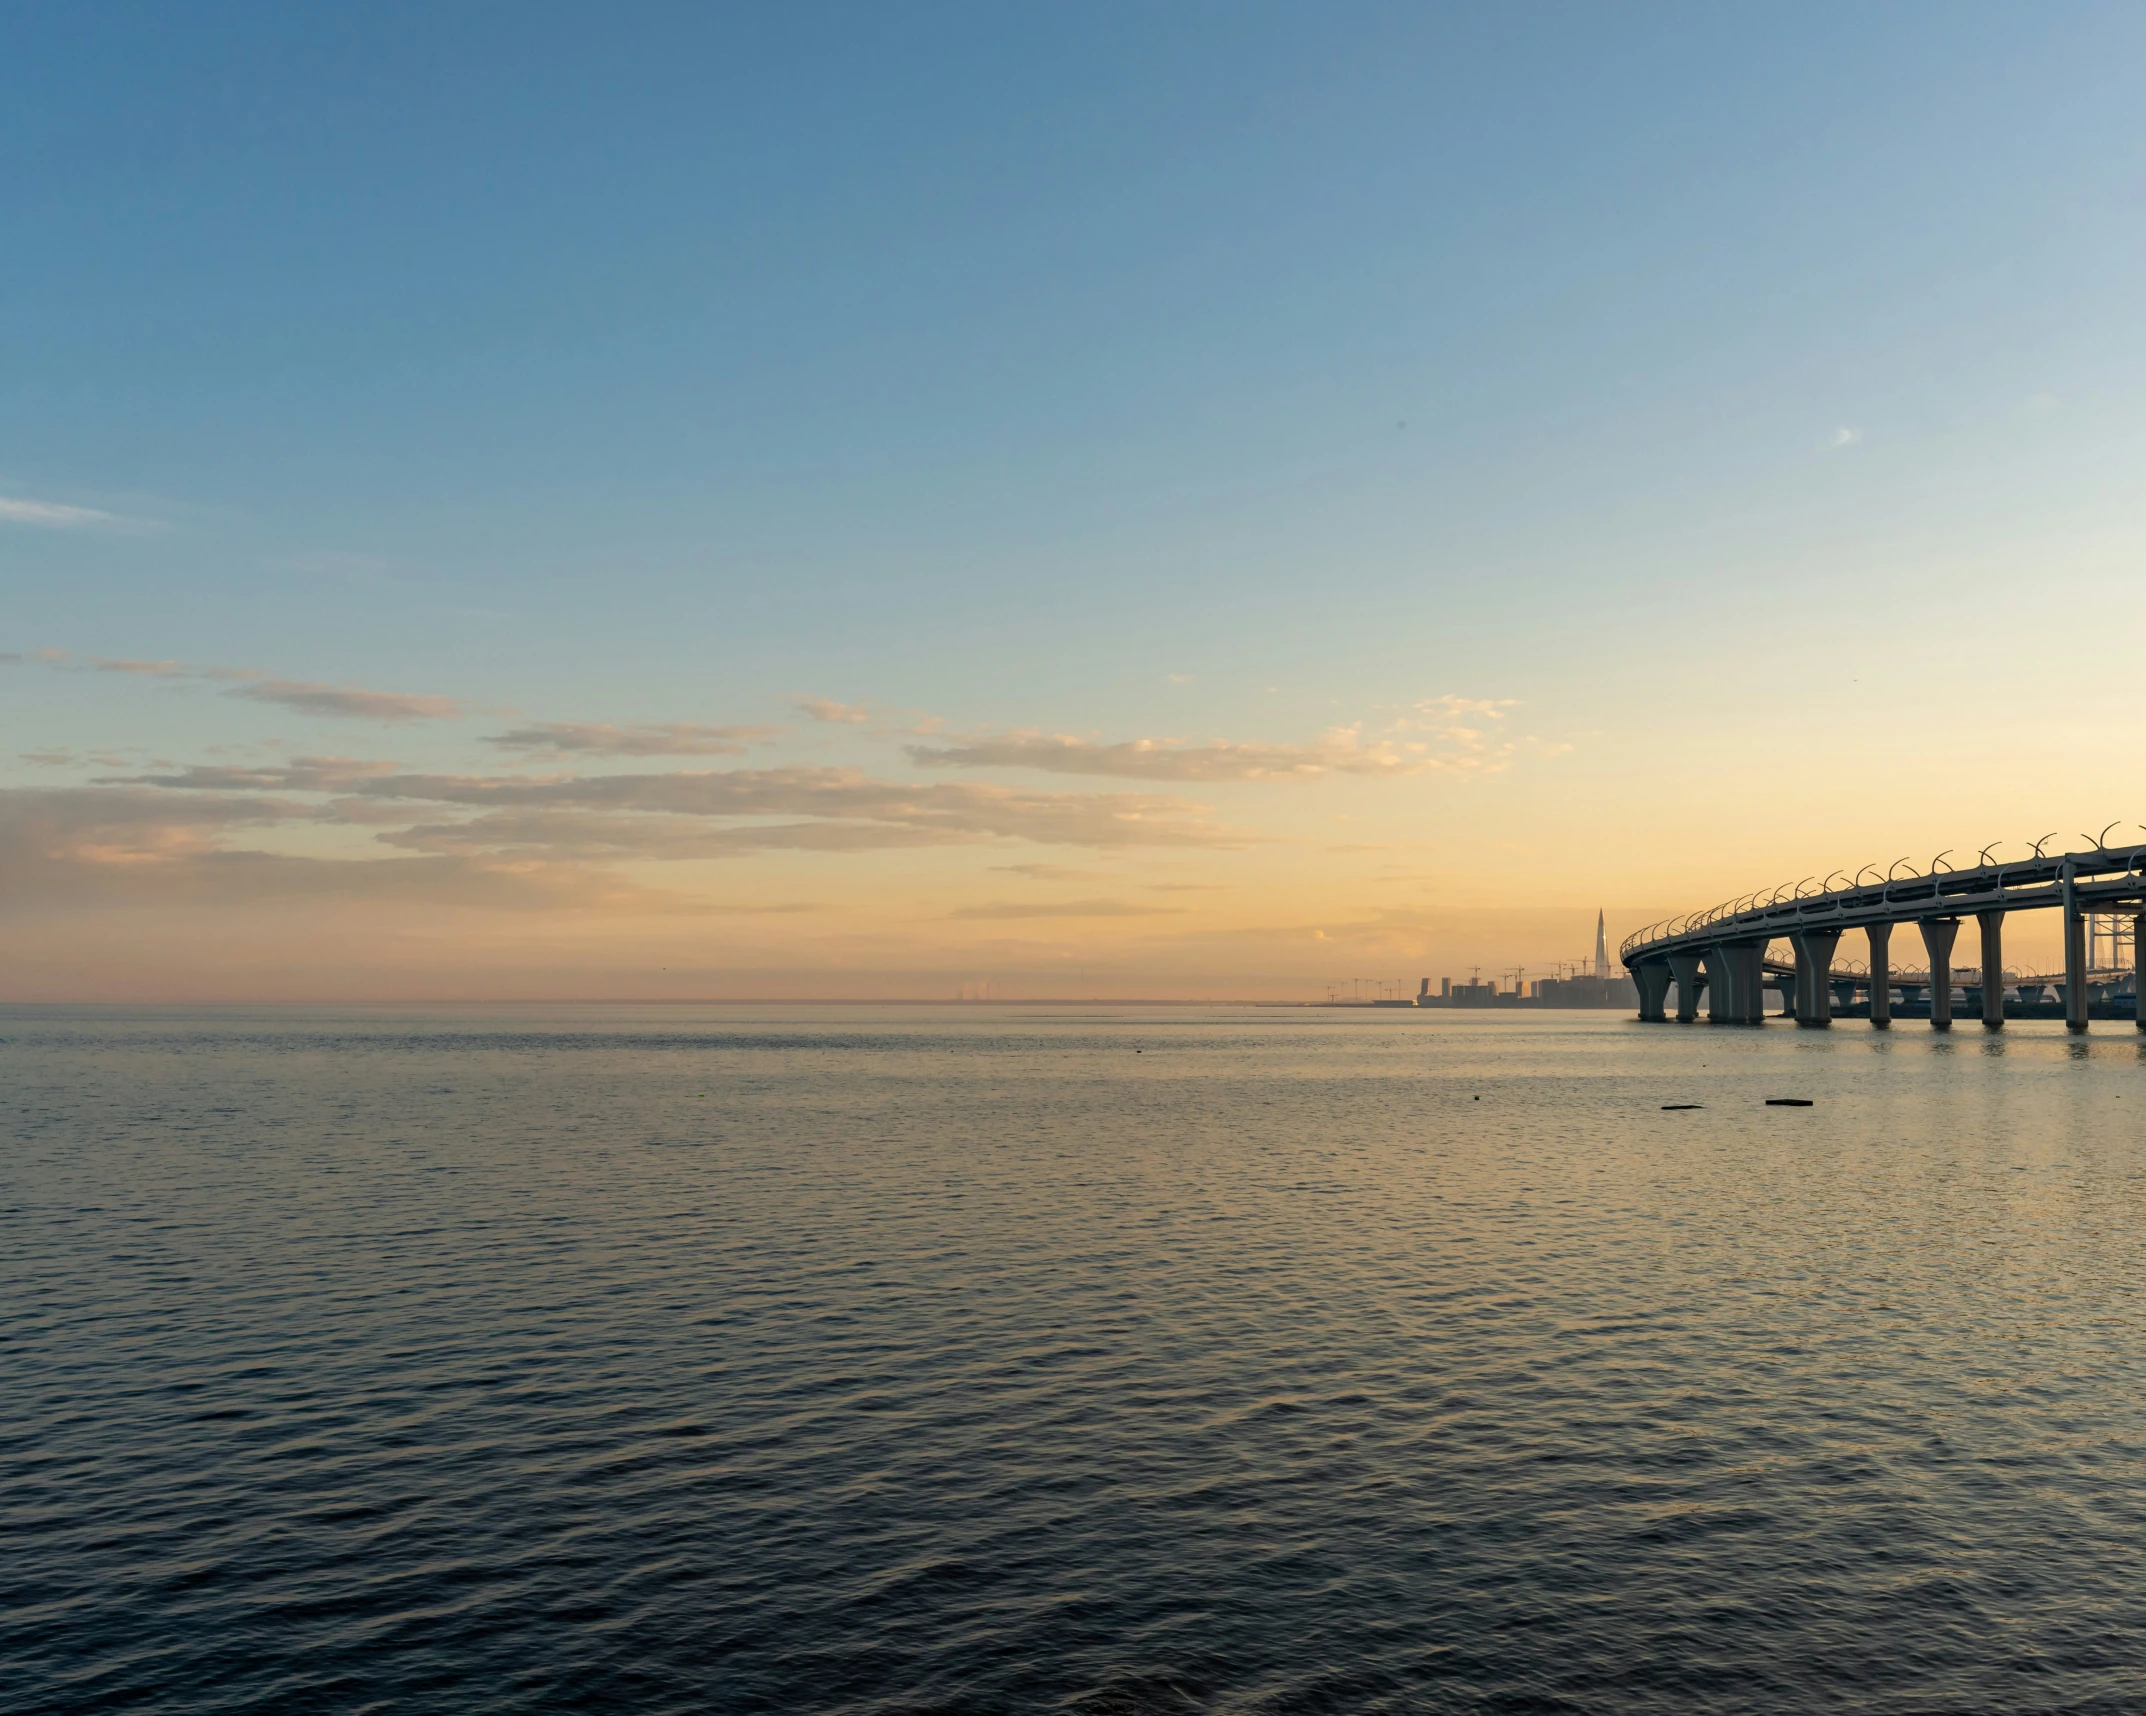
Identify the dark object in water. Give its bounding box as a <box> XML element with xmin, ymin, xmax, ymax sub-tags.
<box><xmin>1765</xmin><ymin>1098</ymin><xmax>1814</xmax><ymax>1107</ymax></box>
<box><xmin>1661</xmin><ymin>1104</ymin><xmax>1703</xmax><ymax>1111</ymax></box>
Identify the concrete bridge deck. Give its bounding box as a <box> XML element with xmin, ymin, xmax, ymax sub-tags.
<box><xmin>1620</xmin><ymin>837</ymin><xmax>2146</xmax><ymax>1032</ymax></box>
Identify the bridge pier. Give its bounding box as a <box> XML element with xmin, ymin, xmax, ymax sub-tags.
<box><xmin>1790</xmin><ymin>930</ymin><xmax>1841</xmax><ymax>1025</ymax></box>
<box><xmin>1867</xmin><ymin>922</ymin><xmax>1892</xmax><ymax>1027</ymax></box>
<box><xmin>2136</xmin><ymin>912</ymin><xmax>2145</xmax><ymax>1032</ymax></box>
<box><xmin>1702</xmin><ymin>946</ymin><xmax>1739</xmax><ymax>1022</ymax></box>
<box><xmin>1711</xmin><ymin>941</ymin><xmax>1767</xmax><ymax>1022</ymax></box>
<box><xmin>1756</xmin><ymin>957</ymin><xmax>1778</xmax><ymax>1021</ymax></box>
<box><xmin>1633</xmin><ymin>961</ymin><xmax>1672</xmax><ymax>1022</ymax></box>
<box><xmin>1667</xmin><ymin>953</ymin><xmax>1704</xmax><ymax>1023</ymax></box>
<box><xmin>1976</xmin><ymin>909</ymin><xmax>2005</xmax><ymax>1030</ymax></box>
<box><xmin>2064</xmin><ymin>898</ymin><xmax>2088</xmax><ymax>1034</ymax></box>
<box><xmin>1920</xmin><ymin>918</ymin><xmax>1960</xmax><ymax>1030</ymax></box>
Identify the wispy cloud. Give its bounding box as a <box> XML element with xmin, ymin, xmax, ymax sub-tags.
<box><xmin>97</xmin><ymin>758</ymin><xmax>1246</xmax><ymax>869</ymax></box>
<box><xmin>228</xmin><ymin>680</ymin><xmax>466</xmax><ymax>722</ymax></box>
<box><xmin>906</xmin><ymin>697</ymin><xmax>1539</xmax><ymax>783</ymax></box>
<box><xmin>349</xmin><ymin>766</ymin><xmax>1239</xmax><ymax>850</ymax></box>
<box><xmin>950</xmin><ymin>898</ymin><xmax>1186</xmax><ymax>919</ymax></box>
<box><xmin>0</xmin><ymin>495</ymin><xmax>140</xmax><ymax>530</ymax></box>
<box><xmin>798</xmin><ymin>696</ymin><xmax>871</xmax><ymax>724</ymax></box>
<box><xmin>122</xmin><ymin>757</ymin><xmax>403</xmax><ymax>793</ymax></box>
<box><xmin>909</xmin><ymin>732</ymin><xmax>1334</xmax><ymax>781</ymax></box>
<box><xmin>1830</xmin><ymin>426</ymin><xmax>1862</xmax><ymax>448</ymax></box>
<box><xmin>92</xmin><ymin>658</ymin><xmax>192</xmax><ymax>677</ymax></box>
<box><xmin>485</xmin><ymin>721</ymin><xmax>780</xmax><ymax>757</ymax></box>
<box><xmin>379</xmin><ymin>810</ymin><xmax>963</xmax><ymax>860</ymax></box>
<box><xmin>31</xmin><ymin>650</ymin><xmax>466</xmax><ymax>722</ymax></box>
<box><xmin>0</xmin><ymin>786</ymin><xmax>713</xmax><ymax>915</ymax></box>
<box><xmin>1</xmin><ymin>785</ymin><xmax>316</xmax><ymax>862</ymax></box>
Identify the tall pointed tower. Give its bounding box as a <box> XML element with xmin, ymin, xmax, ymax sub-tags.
<box><xmin>1594</xmin><ymin>910</ymin><xmax>1610</xmax><ymax>980</ymax></box>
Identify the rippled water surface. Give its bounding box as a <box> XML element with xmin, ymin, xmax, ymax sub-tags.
<box><xmin>8</xmin><ymin>1004</ymin><xmax>2146</xmax><ymax>1713</ymax></box>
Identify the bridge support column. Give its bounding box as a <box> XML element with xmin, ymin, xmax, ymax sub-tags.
<box><xmin>1790</xmin><ymin>930</ymin><xmax>1841</xmax><ymax>1025</ymax></box>
<box><xmin>1713</xmin><ymin>941</ymin><xmax>1766</xmax><ymax>1022</ymax></box>
<box><xmin>1775</xmin><ymin>966</ymin><xmax>1796</xmax><ymax>1016</ymax></box>
<box><xmin>1632</xmin><ymin>961</ymin><xmax>1672</xmax><ymax>1022</ymax></box>
<box><xmin>1920</xmin><ymin>918</ymin><xmax>1960</xmax><ymax>1031</ymax></box>
<box><xmin>2064</xmin><ymin>889</ymin><xmax>2088</xmax><ymax>1034</ymax></box>
<box><xmin>2136</xmin><ymin>912</ymin><xmax>2145</xmax><ymax>1033</ymax></box>
<box><xmin>1702</xmin><ymin>947</ymin><xmax>1732</xmax><ymax>1022</ymax></box>
<box><xmin>1667</xmin><ymin>954</ymin><xmax>1703</xmax><ymax>1023</ymax></box>
<box><xmin>1867</xmin><ymin>922</ymin><xmax>1892</xmax><ymax>1027</ymax></box>
<box><xmin>1976</xmin><ymin>909</ymin><xmax>2005</xmax><ymax>1030</ymax></box>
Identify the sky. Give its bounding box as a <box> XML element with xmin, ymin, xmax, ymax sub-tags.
<box><xmin>4</xmin><ymin>2</ymin><xmax>2143</xmax><ymax>1000</ymax></box>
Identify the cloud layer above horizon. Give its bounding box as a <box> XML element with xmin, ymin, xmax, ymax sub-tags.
<box><xmin>4</xmin><ymin>650</ymin><xmax>1561</xmax><ymax>965</ymax></box>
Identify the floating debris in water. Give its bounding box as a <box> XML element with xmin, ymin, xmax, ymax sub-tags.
<box><xmin>1765</xmin><ymin>1098</ymin><xmax>1814</xmax><ymax>1107</ymax></box>
<box><xmin>1661</xmin><ymin>1104</ymin><xmax>1703</xmax><ymax>1111</ymax></box>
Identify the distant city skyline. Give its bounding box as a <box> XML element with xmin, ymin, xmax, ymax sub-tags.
<box><xmin>4</xmin><ymin>5</ymin><xmax>2141</xmax><ymax>997</ymax></box>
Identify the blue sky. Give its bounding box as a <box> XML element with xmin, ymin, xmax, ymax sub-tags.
<box><xmin>5</xmin><ymin>4</ymin><xmax>2144</xmax><ymax>995</ymax></box>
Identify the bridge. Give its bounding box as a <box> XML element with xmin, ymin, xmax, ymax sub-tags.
<box><xmin>1619</xmin><ymin>833</ymin><xmax>2146</xmax><ymax>1032</ymax></box>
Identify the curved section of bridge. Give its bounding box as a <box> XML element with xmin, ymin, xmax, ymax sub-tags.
<box><xmin>1620</xmin><ymin>836</ymin><xmax>2146</xmax><ymax>1033</ymax></box>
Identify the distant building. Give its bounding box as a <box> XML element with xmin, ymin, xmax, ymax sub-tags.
<box><xmin>1421</xmin><ymin>910</ymin><xmax>1635</xmax><ymax>1008</ymax></box>
<box><xmin>1530</xmin><ymin>972</ymin><xmax>1638</xmax><ymax>1008</ymax></box>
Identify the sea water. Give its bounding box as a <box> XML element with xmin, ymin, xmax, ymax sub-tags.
<box><xmin>6</xmin><ymin>1005</ymin><xmax>2146</xmax><ymax>1713</ymax></box>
